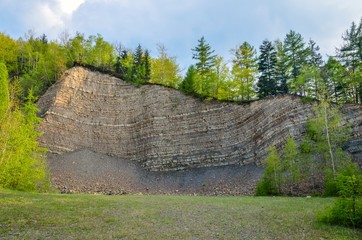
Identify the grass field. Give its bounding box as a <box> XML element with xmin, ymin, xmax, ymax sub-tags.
<box><xmin>0</xmin><ymin>189</ymin><xmax>361</xmax><ymax>239</ymax></box>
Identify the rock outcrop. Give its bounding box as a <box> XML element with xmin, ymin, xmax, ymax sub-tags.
<box><xmin>37</xmin><ymin>67</ymin><xmax>362</xmax><ymax>171</ymax></box>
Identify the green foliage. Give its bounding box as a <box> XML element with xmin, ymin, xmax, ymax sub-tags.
<box><xmin>150</xmin><ymin>44</ymin><xmax>182</xmax><ymax>88</ymax></box>
<box><xmin>320</xmin><ymin>163</ymin><xmax>362</xmax><ymax>228</ymax></box>
<box><xmin>180</xmin><ymin>65</ymin><xmax>197</xmax><ymax>94</ymax></box>
<box><xmin>283</xmin><ymin>30</ymin><xmax>309</xmax><ymax>92</ymax></box>
<box><xmin>0</xmin><ymin>63</ymin><xmax>9</xmax><ymax>117</ymax></box>
<box><xmin>256</xmin><ymin>145</ymin><xmax>282</xmax><ymax>196</ymax></box>
<box><xmin>0</xmin><ymin>65</ymin><xmax>50</xmax><ymax>192</ymax></box>
<box><xmin>231</xmin><ymin>42</ymin><xmax>258</xmax><ymax>101</ymax></box>
<box><xmin>257</xmin><ymin>39</ymin><xmax>278</xmax><ymax>98</ymax></box>
<box><xmin>281</xmin><ymin>136</ymin><xmax>301</xmax><ymax>195</ymax></box>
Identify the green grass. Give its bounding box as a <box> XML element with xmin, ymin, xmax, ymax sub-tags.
<box><xmin>0</xmin><ymin>189</ymin><xmax>361</xmax><ymax>239</ymax></box>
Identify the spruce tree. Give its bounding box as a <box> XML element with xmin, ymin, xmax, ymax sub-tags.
<box><xmin>192</xmin><ymin>36</ymin><xmax>216</xmax><ymax>76</ymax></box>
<box><xmin>181</xmin><ymin>65</ymin><xmax>198</xmax><ymax>94</ymax></box>
<box><xmin>275</xmin><ymin>40</ymin><xmax>289</xmax><ymax>94</ymax></box>
<box><xmin>143</xmin><ymin>49</ymin><xmax>151</xmax><ymax>82</ymax></box>
<box><xmin>191</xmin><ymin>36</ymin><xmax>216</xmax><ymax>96</ymax></box>
<box><xmin>283</xmin><ymin>30</ymin><xmax>309</xmax><ymax>94</ymax></box>
<box><xmin>337</xmin><ymin>18</ymin><xmax>362</xmax><ymax>103</ymax></box>
<box><xmin>257</xmin><ymin>40</ymin><xmax>278</xmax><ymax>98</ymax></box>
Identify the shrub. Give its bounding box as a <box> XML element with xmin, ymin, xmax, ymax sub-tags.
<box><xmin>319</xmin><ymin>164</ymin><xmax>362</xmax><ymax>228</ymax></box>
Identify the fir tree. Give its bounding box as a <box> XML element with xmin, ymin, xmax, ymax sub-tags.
<box><xmin>257</xmin><ymin>39</ymin><xmax>278</xmax><ymax>98</ymax></box>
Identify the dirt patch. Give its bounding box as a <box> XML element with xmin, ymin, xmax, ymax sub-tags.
<box><xmin>48</xmin><ymin>149</ymin><xmax>263</xmax><ymax>195</ymax></box>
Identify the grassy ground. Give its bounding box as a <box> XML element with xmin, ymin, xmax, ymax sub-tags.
<box><xmin>0</xmin><ymin>189</ymin><xmax>361</xmax><ymax>239</ymax></box>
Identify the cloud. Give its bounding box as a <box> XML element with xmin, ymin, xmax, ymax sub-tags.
<box><xmin>1</xmin><ymin>0</ymin><xmax>362</xmax><ymax>68</ymax></box>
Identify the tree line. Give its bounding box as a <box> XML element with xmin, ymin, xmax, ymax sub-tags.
<box><xmin>0</xmin><ymin>18</ymin><xmax>362</xmax><ymax>103</ymax></box>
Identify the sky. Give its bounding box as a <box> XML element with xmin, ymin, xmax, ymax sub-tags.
<box><xmin>1</xmin><ymin>0</ymin><xmax>362</xmax><ymax>70</ymax></box>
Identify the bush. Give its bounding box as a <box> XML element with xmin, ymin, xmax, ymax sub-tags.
<box><xmin>319</xmin><ymin>166</ymin><xmax>362</xmax><ymax>228</ymax></box>
<box><xmin>319</xmin><ymin>197</ymin><xmax>362</xmax><ymax>228</ymax></box>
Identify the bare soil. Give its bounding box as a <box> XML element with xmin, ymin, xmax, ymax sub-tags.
<box><xmin>48</xmin><ymin>149</ymin><xmax>263</xmax><ymax>195</ymax></box>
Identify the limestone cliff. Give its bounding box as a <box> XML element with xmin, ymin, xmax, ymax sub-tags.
<box><xmin>37</xmin><ymin>67</ymin><xmax>362</xmax><ymax>171</ymax></box>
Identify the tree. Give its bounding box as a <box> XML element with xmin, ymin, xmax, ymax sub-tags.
<box><xmin>281</xmin><ymin>136</ymin><xmax>300</xmax><ymax>195</ymax></box>
<box><xmin>0</xmin><ymin>64</ymin><xmax>50</xmax><ymax>192</ymax></box>
<box><xmin>337</xmin><ymin>18</ymin><xmax>362</xmax><ymax>103</ymax></box>
<box><xmin>89</xmin><ymin>34</ymin><xmax>115</xmax><ymax>71</ymax></box>
<box><xmin>181</xmin><ymin>65</ymin><xmax>197</xmax><ymax>94</ymax></box>
<box><xmin>214</xmin><ymin>56</ymin><xmax>231</xmax><ymax>100</ymax></box>
<box><xmin>305</xmin><ymin>99</ymin><xmax>352</xmax><ymax>181</ymax></box>
<box><xmin>322</xmin><ymin>57</ymin><xmax>348</xmax><ymax>103</ymax></box>
<box><xmin>257</xmin><ymin>39</ymin><xmax>278</xmax><ymax>98</ymax></box>
<box><xmin>0</xmin><ymin>63</ymin><xmax>9</xmax><ymax>117</ymax></box>
<box><xmin>192</xmin><ymin>36</ymin><xmax>216</xmax><ymax>96</ymax></box>
<box><xmin>150</xmin><ymin>44</ymin><xmax>182</xmax><ymax>88</ymax></box>
<box><xmin>231</xmin><ymin>42</ymin><xmax>258</xmax><ymax>101</ymax></box>
<box><xmin>132</xmin><ymin>44</ymin><xmax>146</xmax><ymax>85</ymax></box>
<box><xmin>256</xmin><ymin>145</ymin><xmax>282</xmax><ymax>195</ymax></box>
<box><xmin>0</xmin><ymin>33</ymin><xmax>19</xmax><ymax>76</ymax></box>
<box><xmin>275</xmin><ymin>40</ymin><xmax>289</xmax><ymax>94</ymax></box>
<box><xmin>143</xmin><ymin>49</ymin><xmax>151</xmax><ymax>82</ymax></box>
<box><xmin>283</xmin><ymin>30</ymin><xmax>309</xmax><ymax>94</ymax></box>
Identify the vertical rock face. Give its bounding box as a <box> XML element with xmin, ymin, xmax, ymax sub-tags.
<box><xmin>37</xmin><ymin>67</ymin><xmax>362</xmax><ymax>171</ymax></box>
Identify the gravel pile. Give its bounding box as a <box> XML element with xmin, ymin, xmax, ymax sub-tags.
<box><xmin>48</xmin><ymin>149</ymin><xmax>263</xmax><ymax>195</ymax></box>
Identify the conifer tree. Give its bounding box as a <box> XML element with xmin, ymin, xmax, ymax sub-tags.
<box><xmin>257</xmin><ymin>40</ymin><xmax>278</xmax><ymax>98</ymax></box>
<box><xmin>143</xmin><ymin>49</ymin><xmax>151</xmax><ymax>82</ymax></box>
<box><xmin>283</xmin><ymin>30</ymin><xmax>309</xmax><ymax>94</ymax></box>
<box><xmin>337</xmin><ymin>18</ymin><xmax>362</xmax><ymax>103</ymax></box>
<box><xmin>181</xmin><ymin>65</ymin><xmax>197</xmax><ymax>94</ymax></box>
<box><xmin>275</xmin><ymin>40</ymin><xmax>289</xmax><ymax>94</ymax></box>
<box><xmin>192</xmin><ymin>36</ymin><xmax>216</xmax><ymax>96</ymax></box>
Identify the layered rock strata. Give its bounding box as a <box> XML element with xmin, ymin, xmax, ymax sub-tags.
<box><xmin>37</xmin><ymin>67</ymin><xmax>362</xmax><ymax>171</ymax></box>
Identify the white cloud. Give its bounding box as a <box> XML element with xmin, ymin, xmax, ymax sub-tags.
<box><xmin>1</xmin><ymin>0</ymin><xmax>362</xmax><ymax>66</ymax></box>
<box><xmin>58</xmin><ymin>0</ymin><xmax>86</xmax><ymax>15</ymax></box>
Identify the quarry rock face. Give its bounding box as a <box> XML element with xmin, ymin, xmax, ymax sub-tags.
<box><xmin>37</xmin><ymin>67</ymin><xmax>362</xmax><ymax>171</ymax></box>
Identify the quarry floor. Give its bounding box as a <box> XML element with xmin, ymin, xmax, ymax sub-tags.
<box><xmin>48</xmin><ymin>149</ymin><xmax>263</xmax><ymax>195</ymax></box>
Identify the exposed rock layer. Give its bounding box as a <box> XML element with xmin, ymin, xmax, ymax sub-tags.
<box><xmin>37</xmin><ymin>67</ymin><xmax>362</xmax><ymax>171</ymax></box>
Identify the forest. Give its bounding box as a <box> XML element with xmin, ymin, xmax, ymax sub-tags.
<box><xmin>0</xmin><ymin>19</ymin><xmax>361</xmax><ymax>104</ymax></box>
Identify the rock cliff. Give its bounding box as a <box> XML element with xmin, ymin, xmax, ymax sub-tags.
<box><xmin>37</xmin><ymin>67</ymin><xmax>362</xmax><ymax>171</ymax></box>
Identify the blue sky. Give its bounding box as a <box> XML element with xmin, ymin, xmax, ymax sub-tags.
<box><xmin>1</xmin><ymin>0</ymin><xmax>362</xmax><ymax>70</ymax></box>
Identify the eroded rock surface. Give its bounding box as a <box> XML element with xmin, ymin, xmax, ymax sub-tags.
<box><xmin>37</xmin><ymin>67</ymin><xmax>362</xmax><ymax>172</ymax></box>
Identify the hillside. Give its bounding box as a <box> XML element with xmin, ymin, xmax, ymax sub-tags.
<box><xmin>36</xmin><ymin>67</ymin><xmax>362</xmax><ymax>194</ymax></box>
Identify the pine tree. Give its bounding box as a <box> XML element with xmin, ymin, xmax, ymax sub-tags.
<box><xmin>192</xmin><ymin>36</ymin><xmax>216</xmax><ymax>76</ymax></box>
<box><xmin>283</xmin><ymin>30</ymin><xmax>309</xmax><ymax>94</ymax></box>
<box><xmin>322</xmin><ymin>57</ymin><xmax>348</xmax><ymax>103</ymax></box>
<box><xmin>181</xmin><ymin>65</ymin><xmax>198</xmax><ymax>94</ymax></box>
<box><xmin>337</xmin><ymin>18</ymin><xmax>362</xmax><ymax>103</ymax></box>
<box><xmin>192</xmin><ymin>36</ymin><xmax>216</xmax><ymax>96</ymax></box>
<box><xmin>143</xmin><ymin>49</ymin><xmax>151</xmax><ymax>82</ymax></box>
<box><xmin>275</xmin><ymin>40</ymin><xmax>289</xmax><ymax>94</ymax></box>
<box><xmin>257</xmin><ymin>39</ymin><xmax>278</xmax><ymax>98</ymax></box>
